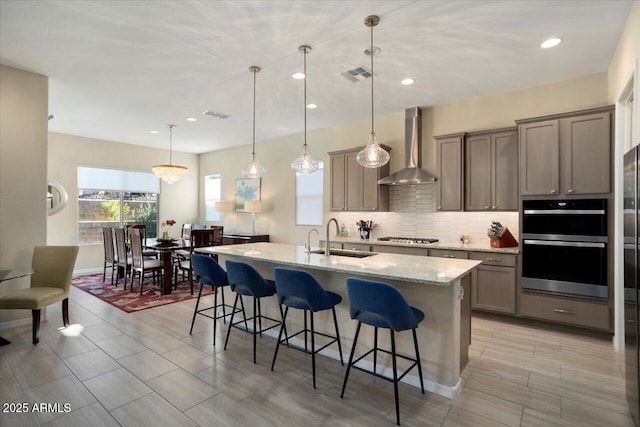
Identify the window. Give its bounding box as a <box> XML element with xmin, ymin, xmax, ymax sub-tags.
<box><xmin>77</xmin><ymin>166</ymin><xmax>160</xmax><ymax>244</ymax></box>
<box><xmin>205</xmin><ymin>174</ymin><xmax>222</xmax><ymax>222</ymax></box>
<box><xmin>296</xmin><ymin>162</ymin><xmax>324</xmax><ymax>225</ymax></box>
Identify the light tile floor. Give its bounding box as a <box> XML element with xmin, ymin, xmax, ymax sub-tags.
<box><xmin>0</xmin><ymin>285</ymin><xmax>636</xmax><ymax>426</ymax></box>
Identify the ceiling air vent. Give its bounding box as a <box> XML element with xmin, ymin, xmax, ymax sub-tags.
<box><xmin>203</xmin><ymin>110</ymin><xmax>230</xmax><ymax>119</ymax></box>
<box><xmin>341</xmin><ymin>66</ymin><xmax>372</xmax><ymax>83</ymax></box>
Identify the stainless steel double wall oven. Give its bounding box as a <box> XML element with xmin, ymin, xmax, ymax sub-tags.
<box><xmin>522</xmin><ymin>199</ymin><xmax>608</xmax><ymax>300</ymax></box>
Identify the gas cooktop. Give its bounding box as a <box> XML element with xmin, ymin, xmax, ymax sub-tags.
<box><xmin>377</xmin><ymin>237</ymin><xmax>439</xmax><ymax>244</ymax></box>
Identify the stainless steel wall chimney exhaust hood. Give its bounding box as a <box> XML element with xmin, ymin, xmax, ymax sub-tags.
<box><xmin>378</xmin><ymin>107</ymin><xmax>437</xmax><ymax>185</ymax></box>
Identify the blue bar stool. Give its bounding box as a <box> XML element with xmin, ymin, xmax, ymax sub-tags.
<box><xmin>190</xmin><ymin>254</ymin><xmax>240</xmax><ymax>346</ymax></box>
<box><xmin>271</xmin><ymin>267</ymin><xmax>344</xmax><ymax>389</ymax></box>
<box><xmin>224</xmin><ymin>260</ymin><xmax>286</xmax><ymax>364</ymax></box>
<box><xmin>340</xmin><ymin>277</ymin><xmax>425</xmax><ymax>425</ymax></box>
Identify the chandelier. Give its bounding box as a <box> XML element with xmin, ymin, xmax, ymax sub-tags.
<box><xmin>291</xmin><ymin>45</ymin><xmax>319</xmax><ymax>174</ymax></box>
<box><xmin>152</xmin><ymin>124</ymin><xmax>188</xmax><ymax>184</ymax></box>
<box><xmin>356</xmin><ymin>15</ymin><xmax>390</xmax><ymax>168</ymax></box>
<box><xmin>242</xmin><ymin>66</ymin><xmax>266</xmax><ymax>179</ymax></box>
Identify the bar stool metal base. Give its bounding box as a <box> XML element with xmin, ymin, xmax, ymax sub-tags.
<box><xmin>271</xmin><ymin>306</ymin><xmax>344</xmax><ymax>389</ymax></box>
<box><xmin>223</xmin><ymin>293</ymin><xmax>287</xmax><ymax>364</ymax></box>
<box><xmin>340</xmin><ymin>322</ymin><xmax>425</xmax><ymax>425</ymax></box>
<box><xmin>189</xmin><ymin>284</ymin><xmax>241</xmax><ymax>346</ymax></box>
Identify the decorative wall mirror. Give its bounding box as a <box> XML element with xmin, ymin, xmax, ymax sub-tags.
<box><xmin>47</xmin><ymin>180</ymin><xmax>68</xmax><ymax>216</ymax></box>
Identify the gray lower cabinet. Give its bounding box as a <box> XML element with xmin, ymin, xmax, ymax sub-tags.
<box><xmin>329</xmin><ymin>146</ymin><xmax>390</xmax><ymax>211</ymax></box>
<box><xmin>520</xmin><ymin>293</ymin><xmax>610</xmax><ymax>331</ymax></box>
<box><xmin>465</xmin><ymin>128</ymin><xmax>518</xmax><ymax>211</ymax></box>
<box><xmin>517</xmin><ymin>106</ymin><xmax>613</xmax><ymax>196</ymax></box>
<box><xmin>469</xmin><ymin>252</ymin><xmax>517</xmax><ymax>314</ymax></box>
<box><xmin>435</xmin><ymin>133</ymin><xmax>465</xmax><ymax>211</ymax></box>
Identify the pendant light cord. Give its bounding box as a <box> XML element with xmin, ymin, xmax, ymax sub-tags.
<box><xmin>303</xmin><ymin>47</ymin><xmax>308</xmax><ymax>154</ymax></box>
<box><xmin>168</xmin><ymin>124</ymin><xmax>174</xmax><ymax>166</ymax></box>
<box><xmin>370</xmin><ymin>19</ymin><xmax>375</xmax><ymax>136</ymax></box>
<box><xmin>252</xmin><ymin>69</ymin><xmax>256</xmax><ymax>161</ymax></box>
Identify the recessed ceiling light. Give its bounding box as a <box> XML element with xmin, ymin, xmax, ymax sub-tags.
<box><xmin>186</xmin><ymin>117</ymin><xmax>197</xmax><ymax>122</ymax></box>
<box><xmin>401</xmin><ymin>78</ymin><xmax>415</xmax><ymax>86</ymax></box>
<box><xmin>150</xmin><ymin>130</ymin><xmax>159</xmax><ymax>134</ymax></box>
<box><xmin>292</xmin><ymin>72</ymin><xmax>305</xmax><ymax>79</ymax></box>
<box><xmin>541</xmin><ymin>37</ymin><xmax>562</xmax><ymax>49</ymax></box>
<box><xmin>306</xmin><ymin>103</ymin><xmax>317</xmax><ymax>109</ymax></box>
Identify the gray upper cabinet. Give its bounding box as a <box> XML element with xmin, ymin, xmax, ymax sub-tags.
<box><xmin>329</xmin><ymin>146</ymin><xmax>390</xmax><ymax>212</ymax></box>
<box><xmin>435</xmin><ymin>133</ymin><xmax>465</xmax><ymax>211</ymax></box>
<box><xmin>465</xmin><ymin>128</ymin><xmax>518</xmax><ymax>211</ymax></box>
<box><xmin>517</xmin><ymin>106</ymin><xmax>613</xmax><ymax>196</ymax></box>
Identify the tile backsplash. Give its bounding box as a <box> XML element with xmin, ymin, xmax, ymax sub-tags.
<box><xmin>329</xmin><ymin>185</ymin><xmax>519</xmax><ymax>245</ymax></box>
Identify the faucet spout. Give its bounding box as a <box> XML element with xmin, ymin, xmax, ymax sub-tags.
<box><xmin>325</xmin><ymin>218</ymin><xmax>339</xmax><ymax>256</ymax></box>
<box><xmin>306</xmin><ymin>228</ymin><xmax>319</xmax><ymax>254</ymax></box>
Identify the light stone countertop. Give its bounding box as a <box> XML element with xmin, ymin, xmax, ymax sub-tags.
<box><xmin>197</xmin><ymin>242</ymin><xmax>481</xmax><ymax>287</ymax></box>
<box><xmin>321</xmin><ymin>236</ymin><xmax>520</xmax><ymax>254</ymax></box>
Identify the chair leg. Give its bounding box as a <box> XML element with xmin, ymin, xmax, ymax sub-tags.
<box><xmin>190</xmin><ymin>283</ymin><xmax>204</xmax><ymax>335</ymax></box>
<box><xmin>310</xmin><ymin>310</ymin><xmax>316</xmax><ymax>389</ymax></box>
<box><xmin>332</xmin><ymin>307</ymin><xmax>344</xmax><ymax>365</ymax></box>
<box><xmin>413</xmin><ymin>328</ymin><xmax>425</xmax><ymax>393</ymax></box>
<box><xmin>221</xmin><ymin>287</ymin><xmax>227</xmax><ymax>324</ymax></box>
<box><xmin>341</xmin><ymin>321</ymin><xmax>362</xmax><ymax>398</ymax></box>
<box><xmin>303</xmin><ymin>310</ymin><xmax>308</xmax><ymax>352</ymax></box>
<box><xmin>139</xmin><ymin>270</ymin><xmax>144</xmax><ymax>296</ymax></box>
<box><xmin>238</xmin><ymin>295</ymin><xmax>249</xmax><ymax>332</ymax></box>
<box><xmin>212</xmin><ymin>286</ymin><xmax>218</xmax><ymax>345</ymax></box>
<box><xmin>257</xmin><ymin>298</ymin><xmax>263</xmax><ymax>337</ymax></box>
<box><xmin>373</xmin><ymin>327</ymin><xmax>378</xmax><ymax>374</ymax></box>
<box><xmin>252</xmin><ymin>297</ymin><xmax>257</xmax><ymax>364</ymax></box>
<box><xmin>103</xmin><ymin>262</ymin><xmax>106</xmax><ymax>282</ymax></box>
<box><xmin>62</xmin><ymin>298</ymin><xmax>70</xmax><ymax>327</ymax></box>
<box><xmin>391</xmin><ymin>330</ymin><xmax>400</xmax><ymax>426</ymax></box>
<box><xmin>31</xmin><ymin>309</ymin><xmax>41</xmax><ymax>345</ymax></box>
<box><xmin>271</xmin><ymin>305</ymin><xmax>289</xmax><ymax>371</ymax></box>
<box><xmin>224</xmin><ymin>293</ymin><xmax>240</xmax><ymax>350</ymax></box>
<box><xmin>188</xmin><ymin>268</ymin><xmax>193</xmax><ymax>295</ymax></box>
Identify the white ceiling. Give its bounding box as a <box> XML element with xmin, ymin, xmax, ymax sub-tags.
<box><xmin>0</xmin><ymin>0</ymin><xmax>633</xmax><ymax>154</ymax></box>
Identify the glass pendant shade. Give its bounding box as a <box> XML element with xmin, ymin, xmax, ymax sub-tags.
<box><xmin>242</xmin><ymin>159</ymin><xmax>266</xmax><ymax>179</ymax></box>
<box><xmin>356</xmin><ymin>132</ymin><xmax>389</xmax><ymax>168</ymax></box>
<box><xmin>357</xmin><ymin>15</ymin><xmax>389</xmax><ymax>169</ymax></box>
<box><xmin>291</xmin><ymin>149</ymin><xmax>319</xmax><ymax>174</ymax></box>
<box><xmin>243</xmin><ymin>66</ymin><xmax>265</xmax><ymax>178</ymax></box>
<box><xmin>291</xmin><ymin>45</ymin><xmax>319</xmax><ymax>174</ymax></box>
<box><xmin>152</xmin><ymin>124</ymin><xmax>189</xmax><ymax>184</ymax></box>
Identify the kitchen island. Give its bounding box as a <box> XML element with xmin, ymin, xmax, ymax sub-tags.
<box><xmin>196</xmin><ymin>242</ymin><xmax>481</xmax><ymax>398</ymax></box>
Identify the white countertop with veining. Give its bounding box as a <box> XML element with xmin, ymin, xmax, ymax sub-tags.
<box><xmin>321</xmin><ymin>236</ymin><xmax>520</xmax><ymax>254</ymax></box>
<box><xmin>197</xmin><ymin>242</ymin><xmax>481</xmax><ymax>286</ymax></box>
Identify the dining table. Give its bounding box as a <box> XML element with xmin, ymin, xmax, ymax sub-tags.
<box><xmin>0</xmin><ymin>266</ymin><xmax>35</xmax><ymax>345</ymax></box>
<box><xmin>144</xmin><ymin>238</ymin><xmax>191</xmax><ymax>295</ymax></box>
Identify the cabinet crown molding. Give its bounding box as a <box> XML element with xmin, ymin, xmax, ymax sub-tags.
<box><xmin>515</xmin><ymin>105</ymin><xmax>614</xmax><ymax>125</ymax></box>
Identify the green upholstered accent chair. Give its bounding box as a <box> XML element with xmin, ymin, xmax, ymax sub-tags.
<box><xmin>0</xmin><ymin>246</ymin><xmax>79</xmax><ymax>344</ymax></box>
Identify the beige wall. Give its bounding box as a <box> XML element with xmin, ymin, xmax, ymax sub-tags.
<box><xmin>47</xmin><ymin>132</ymin><xmax>199</xmax><ymax>272</ymax></box>
<box><xmin>608</xmin><ymin>0</ymin><xmax>640</xmax><ymax>104</ymax></box>
<box><xmin>199</xmin><ymin>73</ymin><xmax>609</xmax><ymax>247</ymax></box>
<box><xmin>0</xmin><ymin>65</ymin><xmax>48</xmax><ymax>324</ymax></box>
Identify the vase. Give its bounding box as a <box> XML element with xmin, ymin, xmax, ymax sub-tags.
<box><xmin>162</xmin><ymin>231</ymin><xmax>169</xmax><ymax>239</ymax></box>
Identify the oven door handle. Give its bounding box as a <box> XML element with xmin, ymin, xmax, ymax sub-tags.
<box><xmin>523</xmin><ymin>239</ymin><xmax>606</xmax><ymax>249</ymax></box>
<box><xmin>523</xmin><ymin>209</ymin><xmax>605</xmax><ymax>215</ymax></box>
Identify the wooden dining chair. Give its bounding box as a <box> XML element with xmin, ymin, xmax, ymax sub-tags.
<box><xmin>129</xmin><ymin>228</ymin><xmax>163</xmax><ymax>295</ymax></box>
<box><xmin>102</xmin><ymin>227</ymin><xmax>117</xmax><ymax>285</ymax></box>
<box><xmin>127</xmin><ymin>224</ymin><xmax>157</xmax><ymax>258</ymax></box>
<box><xmin>113</xmin><ymin>227</ymin><xmax>132</xmax><ymax>290</ymax></box>
<box><xmin>0</xmin><ymin>246</ymin><xmax>79</xmax><ymax>344</ymax></box>
<box><xmin>174</xmin><ymin>229</ymin><xmax>219</xmax><ymax>294</ymax></box>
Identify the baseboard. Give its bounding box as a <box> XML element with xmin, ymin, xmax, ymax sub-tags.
<box><xmin>73</xmin><ymin>267</ymin><xmax>103</xmax><ymax>277</ymax></box>
<box><xmin>0</xmin><ymin>316</ymin><xmax>32</xmax><ymax>331</ymax></box>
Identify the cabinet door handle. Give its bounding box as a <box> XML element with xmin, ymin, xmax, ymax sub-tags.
<box><xmin>552</xmin><ymin>308</ymin><xmax>575</xmax><ymax>315</ymax></box>
<box><xmin>437</xmin><ymin>206</ymin><xmax>442</xmax><ymax>210</ymax></box>
<box><xmin>550</xmin><ymin>190</ymin><xmax>558</xmax><ymax>195</ymax></box>
<box><xmin>484</xmin><ymin>206</ymin><xmax>489</xmax><ymax>210</ymax></box>
<box><xmin>485</xmin><ymin>257</ymin><xmax>501</xmax><ymax>262</ymax></box>
<box><xmin>492</xmin><ymin>206</ymin><xmax>496</xmax><ymax>210</ymax></box>
<box><xmin>567</xmin><ymin>189</ymin><xmax>574</xmax><ymax>194</ymax></box>
<box><xmin>445</xmin><ymin>255</ymin><xmax>456</xmax><ymax>258</ymax></box>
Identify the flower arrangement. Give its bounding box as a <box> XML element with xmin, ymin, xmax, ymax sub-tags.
<box><xmin>160</xmin><ymin>219</ymin><xmax>176</xmax><ymax>239</ymax></box>
<box><xmin>161</xmin><ymin>219</ymin><xmax>176</xmax><ymax>227</ymax></box>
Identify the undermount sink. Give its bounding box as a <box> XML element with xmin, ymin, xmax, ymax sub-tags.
<box><xmin>310</xmin><ymin>249</ymin><xmax>376</xmax><ymax>258</ymax></box>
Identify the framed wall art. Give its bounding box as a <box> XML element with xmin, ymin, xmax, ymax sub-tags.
<box><xmin>235</xmin><ymin>178</ymin><xmax>261</xmax><ymax>212</ymax></box>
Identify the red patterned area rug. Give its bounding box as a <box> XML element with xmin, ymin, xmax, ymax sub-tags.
<box><xmin>72</xmin><ymin>273</ymin><xmax>212</xmax><ymax>313</ymax></box>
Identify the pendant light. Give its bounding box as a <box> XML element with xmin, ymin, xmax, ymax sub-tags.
<box><xmin>356</xmin><ymin>15</ymin><xmax>389</xmax><ymax>168</ymax></box>
<box><xmin>291</xmin><ymin>45</ymin><xmax>319</xmax><ymax>174</ymax></box>
<box><xmin>242</xmin><ymin>66</ymin><xmax>266</xmax><ymax>178</ymax></box>
<box><xmin>152</xmin><ymin>124</ymin><xmax>188</xmax><ymax>184</ymax></box>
